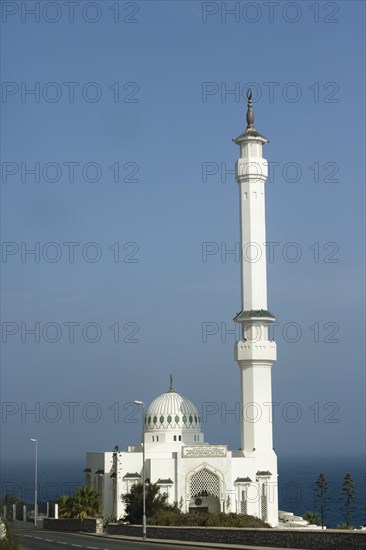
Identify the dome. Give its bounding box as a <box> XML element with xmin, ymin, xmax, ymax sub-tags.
<box><xmin>145</xmin><ymin>386</ymin><xmax>201</xmax><ymax>433</ymax></box>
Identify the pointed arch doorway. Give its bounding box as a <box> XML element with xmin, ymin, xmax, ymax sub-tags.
<box><xmin>186</xmin><ymin>465</ymin><xmax>223</xmax><ymax>513</ymax></box>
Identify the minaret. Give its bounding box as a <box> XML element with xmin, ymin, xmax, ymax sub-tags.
<box><xmin>233</xmin><ymin>90</ymin><xmax>277</xmax><ymax>454</ymax></box>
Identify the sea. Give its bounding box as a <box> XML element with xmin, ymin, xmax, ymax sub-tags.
<box><xmin>1</xmin><ymin>455</ymin><xmax>365</xmax><ymax>528</ymax></box>
<box><xmin>278</xmin><ymin>456</ymin><xmax>365</xmax><ymax>528</ymax></box>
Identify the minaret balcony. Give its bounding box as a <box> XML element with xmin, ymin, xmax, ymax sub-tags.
<box><xmin>236</xmin><ymin>158</ymin><xmax>268</xmax><ymax>183</ymax></box>
<box><xmin>235</xmin><ymin>340</ymin><xmax>277</xmax><ymax>362</ymax></box>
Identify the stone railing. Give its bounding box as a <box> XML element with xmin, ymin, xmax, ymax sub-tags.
<box><xmin>106</xmin><ymin>523</ymin><xmax>366</xmax><ymax>550</ymax></box>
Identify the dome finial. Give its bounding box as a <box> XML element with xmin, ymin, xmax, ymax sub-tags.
<box><xmin>169</xmin><ymin>374</ymin><xmax>174</xmax><ymax>392</ymax></box>
<box><xmin>246</xmin><ymin>88</ymin><xmax>254</xmax><ymax>129</ymax></box>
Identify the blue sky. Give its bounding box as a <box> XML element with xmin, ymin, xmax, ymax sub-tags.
<box><xmin>1</xmin><ymin>0</ymin><xmax>365</xmax><ymax>476</ymax></box>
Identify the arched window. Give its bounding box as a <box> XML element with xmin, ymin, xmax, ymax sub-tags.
<box><xmin>261</xmin><ymin>483</ymin><xmax>268</xmax><ymax>522</ymax></box>
<box><xmin>241</xmin><ymin>489</ymin><xmax>247</xmax><ymax>514</ymax></box>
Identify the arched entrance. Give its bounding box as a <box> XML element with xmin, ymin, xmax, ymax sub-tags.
<box><xmin>188</xmin><ymin>467</ymin><xmax>221</xmax><ymax>513</ymax></box>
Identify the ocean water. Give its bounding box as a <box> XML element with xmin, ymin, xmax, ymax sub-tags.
<box><xmin>0</xmin><ymin>459</ymin><xmax>85</xmax><ymax>511</ymax></box>
<box><xmin>278</xmin><ymin>456</ymin><xmax>366</xmax><ymax>528</ymax></box>
<box><xmin>1</xmin><ymin>456</ymin><xmax>365</xmax><ymax>528</ymax></box>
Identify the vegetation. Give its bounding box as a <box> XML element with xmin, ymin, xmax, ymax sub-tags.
<box><xmin>305</xmin><ymin>471</ymin><xmax>360</xmax><ymax>529</ymax></box>
<box><xmin>122</xmin><ymin>482</ymin><xmax>270</xmax><ymax>528</ymax></box>
<box><xmin>149</xmin><ymin>509</ymin><xmax>271</xmax><ymax>528</ymax></box>
<box><xmin>302</xmin><ymin>511</ymin><xmax>319</xmax><ymax>525</ymax></box>
<box><xmin>0</xmin><ymin>518</ymin><xmax>19</xmax><ymax>549</ymax></box>
<box><xmin>336</xmin><ymin>522</ymin><xmax>354</xmax><ymax>530</ymax></box>
<box><xmin>57</xmin><ymin>495</ymin><xmax>73</xmax><ymax>518</ymax></box>
<box><xmin>316</xmin><ymin>473</ymin><xmax>329</xmax><ymax>529</ymax></box>
<box><xmin>340</xmin><ymin>473</ymin><xmax>356</xmax><ymax>529</ymax></box>
<box><xmin>56</xmin><ymin>485</ymin><xmax>100</xmax><ymax>519</ymax></box>
<box><xmin>122</xmin><ymin>482</ymin><xmax>173</xmax><ymax>524</ymax></box>
<box><xmin>1</xmin><ymin>495</ymin><xmax>23</xmax><ymax>507</ymax></box>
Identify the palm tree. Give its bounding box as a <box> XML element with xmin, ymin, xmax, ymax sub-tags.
<box><xmin>56</xmin><ymin>495</ymin><xmax>73</xmax><ymax>518</ymax></box>
<box><xmin>56</xmin><ymin>486</ymin><xmax>100</xmax><ymax>519</ymax></box>
<box><xmin>71</xmin><ymin>486</ymin><xmax>100</xmax><ymax>519</ymax></box>
<box><xmin>316</xmin><ymin>473</ymin><xmax>329</xmax><ymax>529</ymax></box>
<box><xmin>340</xmin><ymin>473</ymin><xmax>356</xmax><ymax>528</ymax></box>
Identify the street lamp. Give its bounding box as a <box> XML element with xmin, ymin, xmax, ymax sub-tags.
<box><xmin>133</xmin><ymin>400</ymin><xmax>146</xmax><ymax>540</ymax></box>
<box><xmin>30</xmin><ymin>439</ymin><xmax>38</xmax><ymax>528</ymax></box>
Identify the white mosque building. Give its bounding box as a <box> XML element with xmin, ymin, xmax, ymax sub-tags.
<box><xmin>85</xmin><ymin>91</ymin><xmax>279</xmax><ymax>527</ymax></box>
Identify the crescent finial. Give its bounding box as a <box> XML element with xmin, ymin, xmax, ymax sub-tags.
<box><xmin>246</xmin><ymin>87</ymin><xmax>254</xmax><ymax>128</ymax></box>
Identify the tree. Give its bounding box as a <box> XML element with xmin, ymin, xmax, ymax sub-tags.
<box><xmin>70</xmin><ymin>486</ymin><xmax>100</xmax><ymax>519</ymax></box>
<box><xmin>340</xmin><ymin>473</ymin><xmax>356</xmax><ymax>528</ymax></box>
<box><xmin>302</xmin><ymin>511</ymin><xmax>319</xmax><ymax>525</ymax></box>
<box><xmin>122</xmin><ymin>482</ymin><xmax>173</xmax><ymax>524</ymax></box>
<box><xmin>315</xmin><ymin>473</ymin><xmax>328</xmax><ymax>529</ymax></box>
<box><xmin>56</xmin><ymin>486</ymin><xmax>100</xmax><ymax>519</ymax></box>
<box><xmin>1</xmin><ymin>495</ymin><xmax>23</xmax><ymax>506</ymax></box>
<box><xmin>56</xmin><ymin>495</ymin><xmax>73</xmax><ymax>518</ymax></box>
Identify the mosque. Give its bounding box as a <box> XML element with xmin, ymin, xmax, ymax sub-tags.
<box><xmin>85</xmin><ymin>91</ymin><xmax>279</xmax><ymax>527</ymax></box>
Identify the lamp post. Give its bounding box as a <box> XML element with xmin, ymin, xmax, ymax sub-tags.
<box><xmin>133</xmin><ymin>400</ymin><xmax>146</xmax><ymax>540</ymax></box>
<box><xmin>30</xmin><ymin>439</ymin><xmax>38</xmax><ymax>528</ymax></box>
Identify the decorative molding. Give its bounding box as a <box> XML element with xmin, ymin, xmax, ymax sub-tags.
<box><xmin>182</xmin><ymin>445</ymin><xmax>227</xmax><ymax>458</ymax></box>
<box><xmin>186</xmin><ymin>462</ymin><xmax>225</xmax><ymax>501</ymax></box>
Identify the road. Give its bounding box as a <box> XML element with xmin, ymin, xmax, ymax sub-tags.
<box><xmin>13</xmin><ymin>525</ymin><xmax>217</xmax><ymax>550</ymax></box>
<box><xmin>13</xmin><ymin>523</ymin><xmax>297</xmax><ymax>550</ymax></box>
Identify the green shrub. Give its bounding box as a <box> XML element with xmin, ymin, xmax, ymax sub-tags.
<box><xmin>148</xmin><ymin>509</ymin><xmax>271</xmax><ymax>528</ymax></box>
<box><xmin>302</xmin><ymin>512</ymin><xmax>320</xmax><ymax>525</ymax></box>
<box><xmin>123</xmin><ymin>483</ymin><xmax>174</xmax><ymax>524</ymax></box>
<box><xmin>0</xmin><ymin>520</ymin><xmax>19</xmax><ymax>549</ymax></box>
<box><xmin>336</xmin><ymin>523</ymin><xmax>354</xmax><ymax>530</ymax></box>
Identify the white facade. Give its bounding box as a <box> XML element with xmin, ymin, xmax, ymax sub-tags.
<box><xmin>85</xmin><ymin>388</ymin><xmax>278</xmax><ymax>526</ymax></box>
<box><xmin>86</xmin><ymin>92</ymin><xmax>279</xmax><ymax>527</ymax></box>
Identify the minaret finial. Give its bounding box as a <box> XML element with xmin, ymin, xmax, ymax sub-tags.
<box><xmin>246</xmin><ymin>88</ymin><xmax>254</xmax><ymax>129</ymax></box>
<box><xmin>169</xmin><ymin>374</ymin><xmax>174</xmax><ymax>392</ymax></box>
